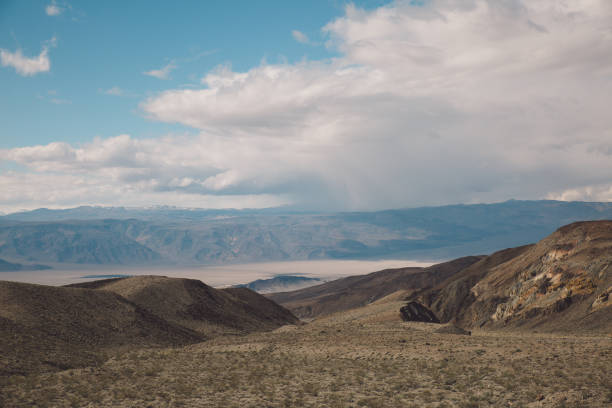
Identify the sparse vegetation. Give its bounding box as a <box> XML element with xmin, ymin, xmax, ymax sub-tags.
<box><xmin>1</xmin><ymin>319</ymin><xmax>610</xmax><ymax>407</ymax></box>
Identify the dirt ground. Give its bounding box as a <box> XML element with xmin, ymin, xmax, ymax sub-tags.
<box><xmin>2</xmin><ymin>303</ymin><xmax>610</xmax><ymax>408</ymax></box>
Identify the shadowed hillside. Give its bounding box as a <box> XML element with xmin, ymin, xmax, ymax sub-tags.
<box><xmin>1</xmin><ymin>276</ymin><xmax>298</xmax><ymax>376</ymax></box>
<box><xmin>0</xmin><ymin>281</ymin><xmax>203</xmax><ymax>376</ymax></box>
<box><xmin>68</xmin><ymin>276</ymin><xmax>299</xmax><ymax>336</ymax></box>
<box><xmin>268</xmin><ymin>256</ymin><xmax>482</xmax><ymax>319</ymax></box>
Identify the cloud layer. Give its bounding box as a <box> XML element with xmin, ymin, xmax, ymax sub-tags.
<box><xmin>2</xmin><ymin>0</ymin><xmax>612</xmax><ymax>211</ymax></box>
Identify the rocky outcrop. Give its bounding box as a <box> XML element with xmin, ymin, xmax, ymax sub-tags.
<box><xmin>400</xmin><ymin>301</ymin><xmax>440</xmax><ymax>323</ymax></box>
<box><xmin>414</xmin><ymin>221</ymin><xmax>612</xmax><ymax>333</ymax></box>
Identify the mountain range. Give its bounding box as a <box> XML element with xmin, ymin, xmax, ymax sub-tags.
<box><xmin>1</xmin><ymin>200</ymin><xmax>611</xmax><ymax>267</ymax></box>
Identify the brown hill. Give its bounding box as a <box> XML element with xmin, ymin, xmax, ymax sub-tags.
<box><xmin>0</xmin><ymin>280</ymin><xmax>203</xmax><ymax>376</ymax></box>
<box><xmin>2</xmin><ymin>276</ymin><xmax>298</xmax><ymax>376</ymax></box>
<box><xmin>268</xmin><ymin>256</ymin><xmax>482</xmax><ymax>319</ymax></box>
<box><xmin>67</xmin><ymin>276</ymin><xmax>299</xmax><ymax>336</ymax></box>
<box><xmin>415</xmin><ymin>220</ymin><xmax>612</xmax><ymax>332</ymax></box>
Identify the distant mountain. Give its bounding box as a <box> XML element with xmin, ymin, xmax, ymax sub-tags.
<box><xmin>1</xmin><ymin>200</ymin><xmax>611</xmax><ymax>266</ymax></box>
<box><xmin>1</xmin><ymin>276</ymin><xmax>298</xmax><ymax>376</ymax></box>
<box><xmin>0</xmin><ymin>220</ymin><xmax>161</xmax><ymax>264</ymax></box>
<box><xmin>237</xmin><ymin>275</ymin><xmax>323</xmax><ymax>294</ymax></box>
<box><xmin>0</xmin><ymin>258</ymin><xmax>51</xmax><ymax>272</ymax></box>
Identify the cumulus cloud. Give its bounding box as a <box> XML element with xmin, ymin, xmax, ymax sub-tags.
<box><xmin>0</xmin><ymin>135</ymin><xmax>291</xmax><ymax>213</ymax></box>
<box><xmin>144</xmin><ymin>61</ymin><xmax>177</xmax><ymax>79</ymax></box>
<box><xmin>0</xmin><ymin>170</ymin><xmax>288</xmax><ymax>214</ymax></box>
<box><xmin>0</xmin><ymin>37</ymin><xmax>56</xmax><ymax>76</ymax></box>
<box><xmin>2</xmin><ymin>0</ymin><xmax>612</xmax><ymax>211</ymax></box>
<box><xmin>139</xmin><ymin>0</ymin><xmax>612</xmax><ymax>209</ymax></box>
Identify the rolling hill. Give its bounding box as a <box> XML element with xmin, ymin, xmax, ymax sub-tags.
<box><xmin>0</xmin><ymin>280</ymin><xmax>202</xmax><ymax>376</ymax></box>
<box><xmin>68</xmin><ymin>276</ymin><xmax>299</xmax><ymax>336</ymax></box>
<box><xmin>1</xmin><ymin>276</ymin><xmax>298</xmax><ymax>376</ymax></box>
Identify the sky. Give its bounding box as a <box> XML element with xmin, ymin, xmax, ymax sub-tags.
<box><xmin>0</xmin><ymin>0</ymin><xmax>611</xmax><ymax>213</ymax></box>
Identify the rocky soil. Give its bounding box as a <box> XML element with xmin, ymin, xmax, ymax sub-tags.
<box><xmin>1</xmin><ymin>317</ymin><xmax>610</xmax><ymax>407</ymax></box>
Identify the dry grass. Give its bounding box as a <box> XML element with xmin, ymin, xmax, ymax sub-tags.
<box><xmin>1</xmin><ymin>316</ymin><xmax>610</xmax><ymax>407</ymax></box>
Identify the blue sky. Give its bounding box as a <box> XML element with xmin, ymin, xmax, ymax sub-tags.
<box><xmin>0</xmin><ymin>0</ymin><xmax>611</xmax><ymax>213</ymax></box>
<box><xmin>1</xmin><ymin>0</ymin><xmax>382</xmax><ymax>148</ymax></box>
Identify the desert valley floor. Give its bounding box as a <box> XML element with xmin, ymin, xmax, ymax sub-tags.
<box><xmin>2</xmin><ymin>298</ymin><xmax>610</xmax><ymax>408</ymax></box>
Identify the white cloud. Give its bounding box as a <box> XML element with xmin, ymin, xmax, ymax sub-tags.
<box><xmin>0</xmin><ymin>170</ymin><xmax>288</xmax><ymax>214</ymax></box>
<box><xmin>292</xmin><ymin>30</ymin><xmax>310</xmax><ymax>44</ymax></box>
<box><xmin>45</xmin><ymin>1</ymin><xmax>62</xmax><ymax>16</ymax></box>
<box><xmin>547</xmin><ymin>184</ymin><xmax>612</xmax><ymax>203</ymax></box>
<box><xmin>0</xmin><ymin>135</ymin><xmax>291</xmax><ymax>213</ymax></box>
<box><xmin>2</xmin><ymin>0</ymin><xmax>612</xmax><ymax>211</ymax></box>
<box><xmin>144</xmin><ymin>61</ymin><xmax>177</xmax><ymax>79</ymax></box>
<box><xmin>0</xmin><ymin>37</ymin><xmax>56</xmax><ymax>76</ymax></box>
<box><xmin>139</xmin><ymin>0</ymin><xmax>612</xmax><ymax>209</ymax></box>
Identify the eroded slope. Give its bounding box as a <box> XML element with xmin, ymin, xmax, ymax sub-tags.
<box><xmin>417</xmin><ymin>221</ymin><xmax>612</xmax><ymax>332</ymax></box>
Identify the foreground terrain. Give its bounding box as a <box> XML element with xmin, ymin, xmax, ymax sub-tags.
<box><xmin>1</xmin><ymin>314</ymin><xmax>610</xmax><ymax>407</ymax></box>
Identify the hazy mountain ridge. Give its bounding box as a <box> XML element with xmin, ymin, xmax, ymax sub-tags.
<box><xmin>1</xmin><ymin>200</ymin><xmax>611</xmax><ymax>266</ymax></box>
<box><xmin>0</xmin><ymin>258</ymin><xmax>51</xmax><ymax>272</ymax></box>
